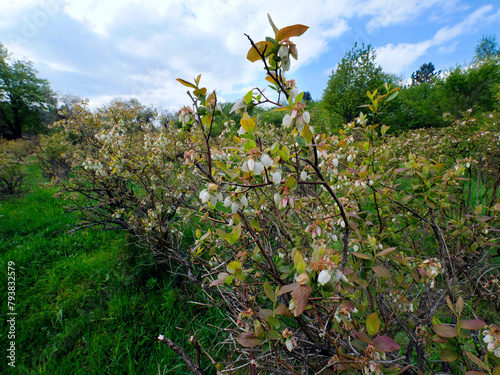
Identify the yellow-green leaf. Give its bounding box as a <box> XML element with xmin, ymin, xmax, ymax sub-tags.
<box><xmin>366</xmin><ymin>312</ymin><xmax>380</xmax><ymax>336</ymax></box>
<box><xmin>275</xmin><ymin>24</ymin><xmax>309</xmax><ymax>42</ymax></box>
<box><xmin>440</xmin><ymin>348</ymin><xmax>459</xmax><ymax>362</ymax></box>
<box><xmin>176</xmin><ymin>78</ymin><xmax>197</xmax><ymax>89</ymax></box>
<box><xmin>193</xmin><ymin>87</ymin><xmax>207</xmax><ymax>97</ymax></box>
<box><xmin>247</xmin><ymin>41</ymin><xmax>274</xmax><ymax>62</ymax></box>
<box><xmin>240</xmin><ymin>114</ymin><xmax>256</xmax><ymax>135</ymax></box>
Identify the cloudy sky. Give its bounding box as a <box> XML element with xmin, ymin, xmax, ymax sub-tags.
<box><xmin>1</xmin><ymin>0</ymin><xmax>499</xmax><ymax>111</ymax></box>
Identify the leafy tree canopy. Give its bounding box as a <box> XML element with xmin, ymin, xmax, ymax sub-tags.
<box><xmin>0</xmin><ymin>43</ymin><xmax>52</xmax><ymax>139</ymax></box>
<box><xmin>411</xmin><ymin>62</ymin><xmax>440</xmax><ymax>85</ymax></box>
<box><xmin>322</xmin><ymin>43</ymin><xmax>390</xmax><ymax>127</ymax></box>
<box><xmin>474</xmin><ymin>34</ymin><xmax>500</xmax><ymax>61</ymax></box>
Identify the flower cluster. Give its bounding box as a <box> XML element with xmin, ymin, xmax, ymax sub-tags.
<box><xmin>199</xmin><ymin>183</ymin><xmax>223</xmax><ymax>207</ymax></box>
<box><xmin>483</xmin><ymin>325</ymin><xmax>500</xmax><ymax>358</ymax></box>
<box><xmin>278</xmin><ymin>38</ymin><xmax>298</xmax><ymax>71</ymax></box>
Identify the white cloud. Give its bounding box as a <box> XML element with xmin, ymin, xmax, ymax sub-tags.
<box><xmin>2</xmin><ymin>0</ymin><xmax>499</xmax><ymax>109</ymax></box>
<box><xmin>432</xmin><ymin>5</ymin><xmax>495</xmax><ymax>44</ymax></box>
<box><xmin>376</xmin><ymin>4</ymin><xmax>499</xmax><ymax>74</ymax></box>
<box><xmin>376</xmin><ymin>41</ymin><xmax>432</xmax><ymax>74</ymax></box>
<box><xmin>438</xmin><ymin>41</ymin><xmax>459</xmax><ymax>54</ymax></box>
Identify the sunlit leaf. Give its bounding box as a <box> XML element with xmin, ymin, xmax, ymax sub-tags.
<box><xmin>247</xmin><ymin>41</ymin><xmax>274</xmax><ymax>62</ymax></box>
<box><xmin>276</xmin><ymin>24</ymin><xmax>309</xmax><ymax>42</ymax></box>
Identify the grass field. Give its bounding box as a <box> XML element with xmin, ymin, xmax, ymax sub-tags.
<box><xmin>1</xmin><ymin>167</ymin><xmax>226</xmax><ymax>374</ymax></box>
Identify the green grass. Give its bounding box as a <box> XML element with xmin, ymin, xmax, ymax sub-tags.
<box><xmin>1</xmin><ymin>172</ymin><xmax>226</xmax><ymax>374</ymax></box>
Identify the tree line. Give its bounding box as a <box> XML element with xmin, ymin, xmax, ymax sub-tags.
<box><xmin>1</xmin><ymin>35</ymin><xmax>499</xmax><ymax>140</ymax></box>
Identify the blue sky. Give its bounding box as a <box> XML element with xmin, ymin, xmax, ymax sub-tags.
<box><xmin>1</xmin><ymin>0</ymin><xmax>499</xmax><ymax>110</ymax></box>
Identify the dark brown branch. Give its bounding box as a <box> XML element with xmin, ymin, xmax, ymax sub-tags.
<box><xmin>158</xmin><ymin>336</ymin><xmax>205</xmax><ymax>375</ymax></box>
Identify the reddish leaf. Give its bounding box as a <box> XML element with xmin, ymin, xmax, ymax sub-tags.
<box><xmin>277</xmin><ymin>282</ymin><xmax>298</xmax><ymax>296</ymax></box>
<box><xmin>433</xmin><ymin>337</ymin><xmax>449</xmax><ymax>344</ymax></box>
<box><xmin>376</xmin><ymin>247</ymin><xmax>397</xmax><ymax>257</ymax></box>
<box><xmin>291</xmin><ymin>284</ymin><xmax>312</xmax><ymax>317</ymax></box>
<box><xmin>372</xmin><ymin>336</ymin><xmax>401</xmax><ymax>352</ymax></box>
<box><xmin>236</xmin><ymin>331</ymin><xmax>263</xmax><ymax>347</ymax></box>
<box><xmin>209</xmin><ymin>272</ymin><xmax>229</xmax><ymax>287</ymax></box>
<box><xmin>465</xmin><ymin>372</ymin><xmax>489</xmax><ymax>375</ymax></box>
<box><xmin>258</xmin><ymin>309</ymin><xmax>273</xmax><ymax>322</ymax></box>
<box><xmin>351</xmin><ymin>252</ymin><xmax>373</xmax><ymax>260</ymax></box>
<box><xmin>275</xmin><ymin>303</ymin><xmax>294</xmax><ymax>317</ymax></box>
<box><xmin>461</xmin><ymin>319</ymin><xmax>486</xmax><ymax>330</ymax></box>
<box><xmin>465</xmin><ymin>351</ymin><xmax>489</xmax><ymax>371</ymax></box>
<box><xmin>433</xmin><ymin>324</ymin><xmax>459</xmax><ymax>338</ymax></box>
<box><xmin>371</xmin><ymin>264</ymin><xmax>391</xmax><ymax>279</ymax></box>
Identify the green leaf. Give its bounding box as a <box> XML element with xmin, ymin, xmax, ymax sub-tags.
<box><xmin>295</xmin><ymin>136</ymin><xmax>306</xmax><ymax>147</ymax></box>
<box><xmin>295</xmin><ymin>91</ymin><xmax>304</xmax><ymax>103</ymax></box>
<box><xmin>284</xmin><ymin>176</ymin><xmax>298</xmax><ymax>191</ymax></box>
<box><xmin>264</xmin><ymin>282</ymin><xmax>276</xmax><ymax>303</ymax></box>
<box><xmin>268</xmin><ymin>315</ymin><xmax>280</xmax><ymax>330</ymax></box>
<box><xmin>386</xmin><ymin>90</ymin><xmax>399</xmax><ymax>102</ymax></box>
<box><xmin>282</xmin><ymin>145</ymin><xmax>290</xmax><ymax>160</ymax></box>
<box><xmin>366</xmin><ymin>312</ymin><xmax>380</xmax><ymax>336</ymax></box>
<box><xmin>227</xmin><ymin>261</ymin><xmax>241</xmax><ymax>274</ymax></box>
<box><xmin>244</xmin><ymin>139</ymin><xmax>257</xmax><ymax>152</ymax></box>
<box><xmin>244</xmin><ymin>90</ymin><xmax>253</xmax><ymax>105</ymax></box>
<box><xmin>267</xmin><ymin>14</ymin><xmax>279</xmax><ymax>35</ymax></box>
<box><xmin>439</xmin><ymin>348</ymin><xmax>459</xmax><ymax>362</ymax></box>
<box><xmin>381</xmin><ymin>124</ymin><xmax>389</xmax><ymax>135</ymax></box>
<box><xmin>301</xmin><ymin>123</ymin><xmax>313</xmax><ymax>145</ymax></box>
<box><xmin>269</xmin><ymin>330</ymin><xmax>281</xmax><ymax>340</ymax></box>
